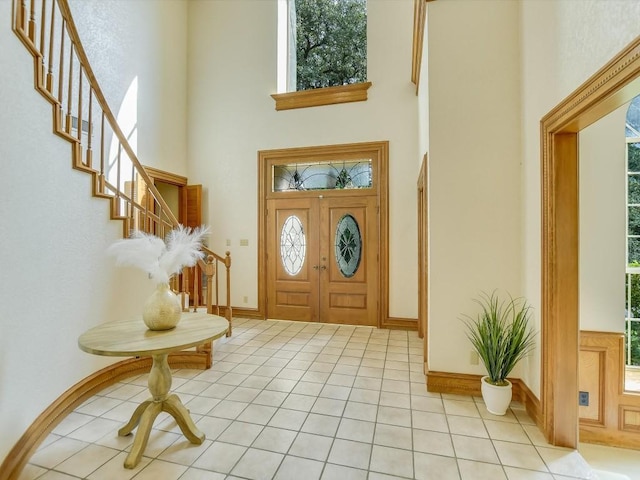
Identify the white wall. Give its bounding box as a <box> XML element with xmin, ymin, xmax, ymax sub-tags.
<box><xmin>68</xmin><ymin>0</ymin><xmax>189</xmax><ymax>175</ymax></box>
<box><xmin>520</xmin><ymin>0</ymin><xmax>640</xmax><ymax>396</ymax></box>
<box><xmin>426</xmin><ymin>1</ymin><xmax>523</xmax><ymax>373</ymax></box>
<box><xmin>579</xmin><ymin>105</ymin><xmax>627</xmax><ymax>333</ymax></box>
<box><xmin>187</xmin><ymin>0</ymin><xmax>419</xmax><ymax>317</ymax></box>
<box><xmin>0</xmin><ymin>0</ymin><xmax>188</xmax><ymax>461</ymax></box>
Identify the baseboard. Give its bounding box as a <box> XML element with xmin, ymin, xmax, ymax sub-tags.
<box><xmin>580</xmin><ymin>425</ymin><xmax>640</xmax><ymax>450</ymax></box>
<box><xmin>0</xmin><ymin>351</ymin><xmax>209</xmax><ymax>480</ymax></box>
<box><xmin>226</xmin><ymin>311</ymin><xmax>419</xmax><ymax>329</ymax></box>
<box><xmin>426</xmin><ymin>370</ymin><xmax>542</xmax><ymax>426</ymax></box>
<box><xmin>382</xmin><ymin>317</ymin><xmax>418</xmax><ymax>330</ymax></box>
<box><xmin>229</xmin><ymin>307</ymin><xmax>264</xmax><ymax>319</ymax></box>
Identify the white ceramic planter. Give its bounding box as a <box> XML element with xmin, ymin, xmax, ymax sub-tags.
<box><xmin>481</xmin><ymin>376</ymin><xmax>512</xmax><ymax>415</ymax></box>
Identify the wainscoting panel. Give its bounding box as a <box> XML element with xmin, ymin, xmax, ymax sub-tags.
<box><xmin>579</xmin><ymin>331</ymin><xmax>640</xmax><ymax>449</ymax></box>
<box><xmin>578</xmin><ymin>348</ymin><xmax>604</xmax><ymax>423</ymax></box>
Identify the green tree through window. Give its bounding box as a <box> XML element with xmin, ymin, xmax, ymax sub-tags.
<box><xmin>626</xmin><ymin>95</ymin><xmax>640</xmax><ymax>368</ymax></box>
<box><xmin>294</xmin><ymin>0</ymin><xmax>367</xmax><ymax>91</ymax></box>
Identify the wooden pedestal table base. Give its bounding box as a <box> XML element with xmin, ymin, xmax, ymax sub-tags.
<box><xmin>118</xmin><ymin>354</ymin><xmax>204</xmax><ymax>469</ymax></box>
<box><xmin>77</xmin><ymin>312</ymin><xmax>229</xmax><ymax>470</ymax></box>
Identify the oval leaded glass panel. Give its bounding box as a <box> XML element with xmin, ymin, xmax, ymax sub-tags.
<box><xmin>335</xmin><ymin>214</ymin><xmax>362</xmax><ymax>278</ymax></box>
<box><xmin>280</xmin><ymin>215</ymin><xmax>306</xmax><ymax>276</ymax></box>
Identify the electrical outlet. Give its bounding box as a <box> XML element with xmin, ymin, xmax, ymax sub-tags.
<box><xmin>469</xmin><ymin>351</ymin><xmax>479</xmax><ymax>365</ymax></box>
<box><xmin>243</xmin><ymin>296</ymin><xmax>248</xmax><ymax>304</ymax></box>
<box><xmin>240</xmin><ymin>239</ymin><xmax>249</xmax><ymax>246</ymax></box>
<box><xmin>578</xmin><ymin>391</ymin><xmax>589</xmax><ymax>406</ymax></box>
<box><xmin>226</xmin><ymin>239</ymin><xmax>231</xmax><ymax>247</ymax></box>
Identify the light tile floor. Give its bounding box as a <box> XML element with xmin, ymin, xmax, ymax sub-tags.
<box><xmin>18</xmin><ymin>318</ymin><xmax>638</xmax><ymax>480</ymax></box>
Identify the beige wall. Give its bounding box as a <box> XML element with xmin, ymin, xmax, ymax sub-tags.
<box><xmin>519</xmin><ymin>0</ymin><xmax>640</xmax><ymax>396</ymax></box>
<box><xmin>579</xmin><ymin>105</ymin><xmax>627</xmax><ymax>333</ymax></box>
<box><xmin>424</xmin><ymin>0</ymin><xmax>639</xmax><ymax>395</ymax></box>
<box><xmin>0</xmin><ymin>0</ymin><xmax>189</xmax><ymax>460</ymax></box>
<box><xmin>187</xmin><ymin>0</ymin><xmax>420</xmax><ymax>317</ymax></box>
<box><xmin>426</xmin><ymin>1</ymin><xmax>523</xmax><ymax>373</ymax></box>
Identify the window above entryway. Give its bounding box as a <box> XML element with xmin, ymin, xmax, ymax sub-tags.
<box><xmin>272</xmin><ymin>0</ymin><xmax>371</xmax><ymax>111</ymax></box>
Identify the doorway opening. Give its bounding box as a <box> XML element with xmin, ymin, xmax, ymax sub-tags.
<box><xmin>541</xmin><ymin>36</ymin><xmax>640</xmax><ymax>448</ymax></box>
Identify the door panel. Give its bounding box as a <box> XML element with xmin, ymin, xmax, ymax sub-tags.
<box><xmin>321</xmin><ymin>196</ymin><xmax>378</xmax><ymax>326</ymax></box>
<box><xmin>267</xmin><ymin>195</ymin><xmax>378</xmax><ymax>326</ymax></box>
<box><xmin>267</xmin><ymin>198</ymin><xmax>319</xmax><ymax>321</ymax></box>
<box><xmin>183</xmin><ymin>184</ymin><xmax>202</xmax><ymax>228</ymax></box>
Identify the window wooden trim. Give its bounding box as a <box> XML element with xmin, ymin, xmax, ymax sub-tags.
<box><xmin>411</xmin><ymin>0</ymin><xmax>435</xmax><ymax>93</ymax></box>
<box><xmin>271</xmin><ymin>82</ymin><xmax>372</xmax><ymax>111</ymax></box>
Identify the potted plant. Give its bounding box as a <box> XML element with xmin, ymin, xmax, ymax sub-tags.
<box><xmin>461</xmin><ymin>291</ymin><xmax>536</xmax><ymax>415</ymax></box>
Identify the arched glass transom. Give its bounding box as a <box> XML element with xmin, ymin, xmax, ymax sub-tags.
<box><xmin>335</xmin><ymin>214</ymin><xmax>361</xmax><ymax>278</ymax></box>
<box><xmin>280</xmin><ymin>215</ymin><xmax>306</xmax><ymax>276</ymax></box>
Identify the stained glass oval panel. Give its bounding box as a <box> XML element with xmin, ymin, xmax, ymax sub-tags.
<box><xmin>280</xmin><ymin>215</ymin><xmax>306</xmax><ymax>276</ymax></box>
<box><xmin>335</xmin><ymin>214</ymin><xmax>362</xmax><ymax>278</ymax></box>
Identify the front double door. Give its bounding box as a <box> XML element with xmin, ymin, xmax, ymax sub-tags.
<box><xmin>266</xmin><ymin>194</ymin><xmax>379</xmax><ymax>326</ymax></box>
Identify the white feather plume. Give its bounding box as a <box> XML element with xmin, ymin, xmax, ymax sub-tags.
<box><xmin>107</xmin><ymin>225</ymin><xmax>210</xmax><ymax>285</ymax></box>
<box><xmin>159</xmin><ymin>225</ymin><xmax>210</xmax><ymax>277</ymax></box>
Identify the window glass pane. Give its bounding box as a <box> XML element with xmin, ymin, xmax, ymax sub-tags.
<box><xmin>627</xmin><ymin>321</ymin><xmax>640</xmax><ymax>366</ymax></box>
<box><xmin>629</xmin><ymin>143</ymin><xmax>640</xmax><ymax>172</ymax></box>
<box><xmin>627</xmin><ymin>97</ymin><xmax>640</xmax><ymax>138</ymax></box>
<box><xmin>629</xmin><ymin>174</ymin><xmax>640</xmax><ymax>204</ymax></box>
<box><xmin>294</xmin><ymin>0</ymin><xmax>367</xmax><ymax>91</ymax></box>
<box><xmin>628</xmin><ymin>207</ymin><xmax>640</xmax><ymax>235</ymax></box>
<box><xmin>334</xmin><ymin>214</ymin><xmax>361</xmax><ymax>278</ymax></box>
<box><xmin>629</xmin><ymin>238</ymin><xmax>640</xmax><ymax>265</ymax></box>
<box><xmin>630</xmin><ymin>207</ymin><xmax>640</xmax><ymax>236</ymax></box>
<box><xmin>273</xmin><ymin>159</ymin><xmax>372</xmax><ymax>192</ymax></box>
<box><xmin>280</xmin><ymin>215</ymin><xmax>306</xmax><ymax>276</ymax></box>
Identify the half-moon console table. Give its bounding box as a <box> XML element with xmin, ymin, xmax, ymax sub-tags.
<box><xmin>78</xmin><ymin>312</ymin><xmax>229</xmax><ymax>469</ymax></box>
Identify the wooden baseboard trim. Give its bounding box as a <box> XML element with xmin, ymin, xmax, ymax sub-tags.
<box><xmin>228</xmin><ymin>307</ymin><xmax>264</xmax><ymax>320</ymax></box>
<box><xmin>0</xmin><ymin>351</ymin><xmax>209</xmax><ymax>480</ymax></box>
<box><xmin>580</xmin><ymin>425</ymin><xmax>640</xmax><ymax>450</ymax></box>
<box><xmin>427</xmin><ymin>371</ymin><xmax>483</xmax><ymax>396</ymax></box>
<box><xmin>383</xmin><ymin>317</ymin><xmax>418</xmax><ymax>330</ymax></box>
<box><xmin>517</xmin><ymin>375</ymin><xmax>542</xmax><ymax>428</ymax></box>
<box><xmin>426</xmin><ymin>370</ymin><xmax>542</xmax><ymax>426</ymax></box>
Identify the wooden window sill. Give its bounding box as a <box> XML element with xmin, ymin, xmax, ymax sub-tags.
<box><xmin>271</xmin><ymin>82</ymin><xmax>372</xmax><ymax>111</ymax></box>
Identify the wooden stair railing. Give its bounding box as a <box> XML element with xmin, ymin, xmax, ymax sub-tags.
<box><xmin>11</xmin><ymin>0</ymin><xmax>233</xmax><ymax>331</ymax></box>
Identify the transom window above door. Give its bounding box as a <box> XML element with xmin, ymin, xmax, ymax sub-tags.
<box><xmin>272</xmin><ymin>159</ymin><xmax>373</xmax><ymax>192</ymax></box>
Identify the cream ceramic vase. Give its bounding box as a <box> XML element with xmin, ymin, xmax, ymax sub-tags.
<box><xmin>142</xmin><ymin>283</ymin><xmax>182</xmax><ymax>330</ymax></box>
<box><xmin>481</xmin><ymin>376</ymin><xmax>512</xmax><ymax>415</ymax></box>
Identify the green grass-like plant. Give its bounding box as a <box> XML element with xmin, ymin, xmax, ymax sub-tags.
<box><xmin>461</xmin><ymin>291</ymin><xmax>536</xmax><ymax>386</ymax></box>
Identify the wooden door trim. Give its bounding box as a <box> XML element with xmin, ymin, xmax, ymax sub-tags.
<box><xmin>143</xmin><ymin>165</ymin><xmax>189</xmax><ymax>224</ymax></box>
<box><xmin>418</xmin><ymin>154</ymin><xmax>428</xmax><ymax>373</ymax></box>
<box><xmin>143</xmin><ymin>166</ymin><xmax>188</xmax><ymax>186</ymax></box>
<box><xmin>258</xmin><ymin>141</ymin><xmax>389</xmax><ymax>327</ymax></box>
<box><xmin>541</xmin><ymin>36</ymin><xmax>640</xmax><ymax>448</ymax></box>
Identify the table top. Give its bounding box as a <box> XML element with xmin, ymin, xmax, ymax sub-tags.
<box><xmin>78</xmin><ymin>312</ymin><xmax>229</xmax><ymax>357</ymax></box>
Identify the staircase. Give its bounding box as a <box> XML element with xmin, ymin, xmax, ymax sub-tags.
<box><xmin>11</xmin><ymin>0</ymin><xmax>232</xmax><ymax>325</ymax></box>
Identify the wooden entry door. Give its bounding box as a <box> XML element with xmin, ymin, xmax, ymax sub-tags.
<box><xmin>267</xmin><ymin>195</ymin><xmax>378</xmax><ymax>326</ymax></box>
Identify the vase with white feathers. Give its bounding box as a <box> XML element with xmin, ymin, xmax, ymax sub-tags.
<box><xmin>107</xmin><ymin>225</ymin><xmax>210</xmax><ymax>330</ymax></box>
